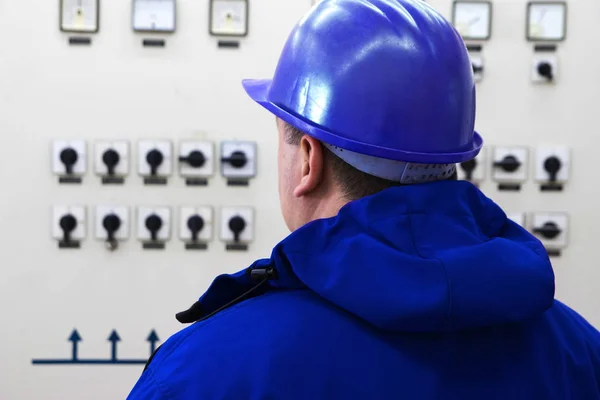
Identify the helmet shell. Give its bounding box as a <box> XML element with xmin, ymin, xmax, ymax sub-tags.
<box><xmin>243</xmin><ymin>0</ymin><xmax>482</xmax><ymax>163</ymax></box>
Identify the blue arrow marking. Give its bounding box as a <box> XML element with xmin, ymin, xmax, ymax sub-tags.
<box><xmin>32</xmin><ymin>328</ymin><xmax>160</xmax><ymax>365</ymax></box>
<box><xmin>147</xmin><ymin>330</ymin><xmax>160</xmax><ymax>355</ymax></box>
<box><xmin>69</xmin><ymin>329</ymin><xmax>82</xmax><ymax>361</ymax></box>
<box><xmin>108</xmin><ymin>330</ymin><xmax>121</xmax><ymax>362</ymax></box>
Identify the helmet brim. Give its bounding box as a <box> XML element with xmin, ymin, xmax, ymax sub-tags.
<box><xmin>242</xmin><ymin>79</ymin><xmax>483</xmax><ymax>164</ymax></box>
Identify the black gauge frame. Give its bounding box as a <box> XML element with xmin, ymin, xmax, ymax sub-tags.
<box><xmin>526</xmin><ymin>1</ymin><xmax>567</xmax><ymax>42</ymax></box>
<box><xmin>451</xmin><ymin>1</ymin><xmax>493</xmax><ymax>41</ymax></box>
<box><xmin>60</xmin><ymin>0</ymin><xmax>100</xmax><ymax>33</ymax></box>
<box><xmin>209</xmin><ymin>0</ymin><xmax>249</xmax><ymax>37</ymax></box>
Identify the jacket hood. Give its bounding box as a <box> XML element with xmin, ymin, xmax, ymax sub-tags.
<box><xmin>186</xmin><ymin>181</ymin><xmax>555</xmax><ymax>333</ymax></box>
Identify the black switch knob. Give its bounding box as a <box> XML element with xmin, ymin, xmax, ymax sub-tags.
<box><xmin>221</xmin><ymin>151</ymin><xmax>247</xmax><ymax>168</ymax></box>
<box><xmin>60</xmin><ymin>148</ymin><xmax>78</xmax><ymax>175</ymax></box>
<box><xmin>534</xmin><ymin>222</ymin><xmax>561</xmax><ymax>240</ymax></box>
<box><xmin>493</xmin><ymin>155</ymin><xmax>521</xmax><ymax>173</ymax></box>
<box><xmin>102</xmin><ymin>214</ymin><xmax>121</xmax><ymax>241</ymax></box>
<box><xmin>543</xmin><ymin>156</ymin><xmax>562</xmax><ymax>183</ymax></box>
<box><xmin>228</xmin><ymin>215</ymin><xmax>246</xmax><ymax>242</ymax></box>
<box><xmin>472</xmin><ymin>63</ymin><xmax>483</xmax><ymax>74</ymax></box>
<box><xmin>146</xmin><ymin>149</ymin><xmax>164</xmax><ymax>176</ymax></box>
<box><xmin>460</xmin><ymin>159</ymin><xmax>478</xmax><ymax>181</ymax></box>
<box><xmin>187</xmin><ymin>215</ymin><xmax>205</xmax><ymax>241</ymax></box>
<box><xmin>102</xmin><ymin>149</ymin><xmax>120</xmax><ymax>176</ymax></box>
<box><xmin>59</xmin><ymin>214</ymin><xmax>77</xmax><ymax>242</ymax></box>
<box><xmin>537</xmin><ymin>62</ymin><xmax>554</xmax><ymax>81</ymax></box>
<box><xmin>179</xmin><ymin>150</ymin><xmax>206</xmax><ymax>168</ymax></box>
<box><xmin>145</xmin><ymin>214</ymin><xmax>163</xmax><ymax>241</ymax></box>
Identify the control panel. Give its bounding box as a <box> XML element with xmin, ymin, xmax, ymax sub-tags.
<box><xmin>2</xmin><ymin>0</ymin><xmax>598</xmax><ymax>399</ymax></box>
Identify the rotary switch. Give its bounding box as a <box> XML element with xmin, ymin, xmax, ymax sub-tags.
<box><xmin>102</xmin><ymin>149</ymin><xmax>120</xmax><ymax>176</ymax></box>
<box><xmin>180</xmin><ymin>151</ymin><xmax>206</xmax><ymax>168</ymax></box>
<box><xmin>228</xmin><ymin>215</ymin><xmax>246</xmax><ymax>242</ymax></box>
<box><xmin>102</xmin><ymin>213</ymin><xmax>121</xmax><ymax>251</ymax></box>
<box><xmin>146</xmin><ymin>149</ymin><xmax>164</xmax><ymax>176</ymax></box>
<box><xmin>493</xmin><ymin>155</ymin><xmax>521</xmax><ymax>173</ymax></box>
<box><xmin>534</xmin><ymin>222</ymin><xmax>561</xmax><ymax>240</ymax></box>
<box><xmin>221</xmin><ymin>151</ymin><xmax>247</xmax><ymax>169</ymax></box>
<box><xmin>543</xmin><ymin>156</ymin><xmax>562</xmax><ymax>183</ymax></box>
<box><xmin>537</xmin><ymin>62</ymin><xmax>554</xmax><ymax>81</ymax></box>
<box><xmin>145</xmin><ymin>214</ymin><xmax>163</xmax><ymax>242</ymax></box>
<box><xmin>187</xmin><ymin>215</ymin><xmax>205</xmax><ymax>241</ymax></box>
<box><xmin>60</xmin><ymin>148</ymin><xmax>78</xmax><ymax>175</ymax></box>
<box><xmin>460</xmin><ymin>159</ymin><xmax>477</xmax><ymax>181</ymax></box>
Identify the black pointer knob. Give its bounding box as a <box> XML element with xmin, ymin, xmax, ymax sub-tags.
<box><xmin>145</xmin><ymin>214</ymin><xmax>163</xmax><ymax>241</ymax></box>
<box><xmin>179</xmin><ymin>151</ymin><xmax>206</xmax><ymax>168</ymax></box>
<box><xmin>102</xmin><ymin>149</ymin><xmax>120</xmax><ymax>176</ymax></box>
<box><xmin>102</xmin><ymin>214</ymin><xmax>121</xmax><ymax>241</ymax></box>
<box><xmin>228</xmin><ymin>216</ymin><xmax>246</xmax><ymax>242</ymax></box>
<box><xmin>543</xmin><ymin>156</ymin><xmax>562</xmax><ymax>183</ymax></box>
<box><xmin>60</xmin><ymin>148</ymin><xmax>78</xmax><ymax>175</ymax></box>
<box><xmin>187</xmin><ymin>215</ymin><xmax>205</xmax><ymax>241</ymax></box>
<box><xmin>460</xmin><ymin>159</ymin><xmax>477</xmax><ymax>181</ymax></box>
<box><xmin>493</xmin><ymin>155</ymin><xmax>521</xmax><ymax>173</ymax></box>
<box><xmin>146</xmin><ymin>149</ymin><xmax>164</xmax><ymax>176</ymax></box>
<box><xmin>537</xmin><ymin>62</ymin><xmax>554</xmax><ymax>81</ymax></box>
<box><xmin>59</xmin><ymin>214</ymin><xmax>77</xmax><ymax>242</ymax></box>
<box><xmin>534</xmin><ymin>222</ymin><xmax>561</xmax><ymax>240</ymax></box>
<box><xmin>221</xmin><ymin>151</ymin><xmax>247</xmax><ymax>168</ymax></box>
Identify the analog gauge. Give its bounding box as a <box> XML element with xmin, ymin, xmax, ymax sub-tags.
<box><xmin>527</xmin><ymin>2</ymin><xmax>567</xmax><ymax>41</ymax></box>
<box><xmin>132</xmin><ymin>0</ymin><xmax>176</xmax><ymax>33</ymax></box>
<box><xmin>452</xmin><ymin>1</ymin><xmax>492</xmax><ymax>41</ymax></box>
<box><xmin>210</xmin><ymin>0</ymin><xmax>248</xmax><ymax>37</ymax></box>
<box><xmin>60</xmin><ymin>0</ymin><xmax>99</xmax><ymax>33</ymax></box>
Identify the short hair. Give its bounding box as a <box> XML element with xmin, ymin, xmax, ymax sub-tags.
<box><xmin>283</xmin><ymin>123</ymin><xmax>457</xmax><ymax>201</ymax></box>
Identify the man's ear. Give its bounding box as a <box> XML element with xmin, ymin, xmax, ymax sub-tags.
<box><xmin>293</xmin><ymin>135</ymin><xmax>325</xmax><ymax>197</ymax></box>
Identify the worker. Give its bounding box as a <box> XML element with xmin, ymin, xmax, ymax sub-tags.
<box><xmin>128</xmin><ymin>0</ymin><xmax>600</xmax><ymax>398</ymax></box>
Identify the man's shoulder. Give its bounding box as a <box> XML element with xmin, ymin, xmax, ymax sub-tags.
<box><xmin>135</xmin><ymin>289</ymin><xmax>363</xmax><ymax>399</ymax></box>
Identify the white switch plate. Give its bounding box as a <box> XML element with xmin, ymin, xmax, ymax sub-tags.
<box><xmin>531</xmin><ymin>212</ymin><xmax>568</xmax><ymax>249</ymax></box>
<box><xmin>138</xmin><ymin>140</ymin><xmax>173</xmax><ymax>177</ymax></box>
<box><xmin>492</xmin><ymin>146</ymin><xmax>528</xmax><ymax>183</ymax></box>
<box><xmin>179</xmin><ymin>206</ymin><xmax>213</xmax><ymax>242</ymax></box>
<box><xmin>220</xmin><ymin>141</ymin><xmax>257</xmax><ymax>179</ymax></box>
<box><xmin>457</xmin><ymin>146</ymin><xmax>487</xmax><ymax>182</ymax></box>
<box><xmin>532</xmin><ymin>54</ymin><xmax>558</xmax><ymax>84</ymax></box>
<box><xmin>52</xmin><ymin>206</ymin><xmax>86</xmax><ymax>240</ymax></box>
<box><xmin>507</xmin><ymin>212</ymin><xmax>526</xmax><ymax>227</ymax></box>
<box><xmin>52</xmin><ymin>140</ymin><xmax>86</xmax><ymax>175</ymax></box>
<box><xmin>95</xmin><ymin>205</ymin><xmax>130</xmax><ymax>240</ymax></box>
<box><xmin>137</xmin><ymin>206</ymin><xmax>171</xmax><ymax>241</ymax></box>
<box><xmin>220</xmin><ymin>207</ymin><xmax>254</xmax><ymax>243</ymax></box>
<box><xmin>471</xmin><ymin>54</ymin><xmax>484</xmax><ymax>83</ymax></box>
<box><xmin>179</xmin><ymin>141</ymin><xmax>215</xmax><ymax>178</ymax></box>
<box><xmin>535</xmin><ymin>146</ymin><xmax>570</xmax><ymax>183</ymax></box>
<box><xmin>94</xmin><ymin>141</ymin><xmax>130</xmax><ymax>176</ymax></box>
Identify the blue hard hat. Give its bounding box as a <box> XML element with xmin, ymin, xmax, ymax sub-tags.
<box><xmin>242</xmin><ymin>0</ymin><xmax>482</xmax><ymax>164</ymax></box>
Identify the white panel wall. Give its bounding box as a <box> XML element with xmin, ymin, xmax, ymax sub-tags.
<box><xmin>0</xmin><ymin>0</ymin><xmax>599</xmax><ymax>398</ymax></box>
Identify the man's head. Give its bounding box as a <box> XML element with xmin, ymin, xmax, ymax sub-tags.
<box><xmin>243</xmin><ymin>0</ymin><xmax>481</xmax><ymax>230</ymax></box>
<box><xmin>276</xmin><ymin>118</ymin><xmax>458</xmax><ymax>231</ymax></box>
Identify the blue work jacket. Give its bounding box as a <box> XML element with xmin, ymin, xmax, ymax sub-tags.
<box><xmin>128</xmin><ymin>181</ymin><xmax>600</xmax><ymax>399</ymax></box>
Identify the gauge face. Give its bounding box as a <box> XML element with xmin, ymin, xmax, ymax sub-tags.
<box><xmin>210</xmin><ymin>0</ymin><xmax>248</xmax><ymax>37</ymax></box>
<box><xmin>527</xmin><ymin>2</ymin><xmax>567</xmax><ymax>41</ymax></box>
<box><xmin>452</xmin><ymin>1</ymin><xmax>492</xmax><ymax>41</ymax></box>
<box><xmin>60</xmin><ymin>0</ymin><xmax>99</xmax><ymax>33</ymax></box>
<box><xmin>132</xmin><ymin>0</ymin><xmax>176</xmax><ymax>32</ymax></box>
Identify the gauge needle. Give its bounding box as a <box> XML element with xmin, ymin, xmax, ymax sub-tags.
<box><xmin>538</xmin><ymin>9</ymin><xmax>547</xmax><ymax>24</ymax></box>
<box><xmin>468</xmin><ymin>16</ymin><xmax>480</xmax><ymax>26</ymax></box>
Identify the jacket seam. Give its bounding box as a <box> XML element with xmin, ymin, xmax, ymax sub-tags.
<box><xmin>406</xmin><ymin>211</ymin><xmax>453</xmax><ymax>330</ymax></box>
<box><xmin>145</xmin><ymin>365</ymin><xmax>175</xmax><ymax>400</ymax></box>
